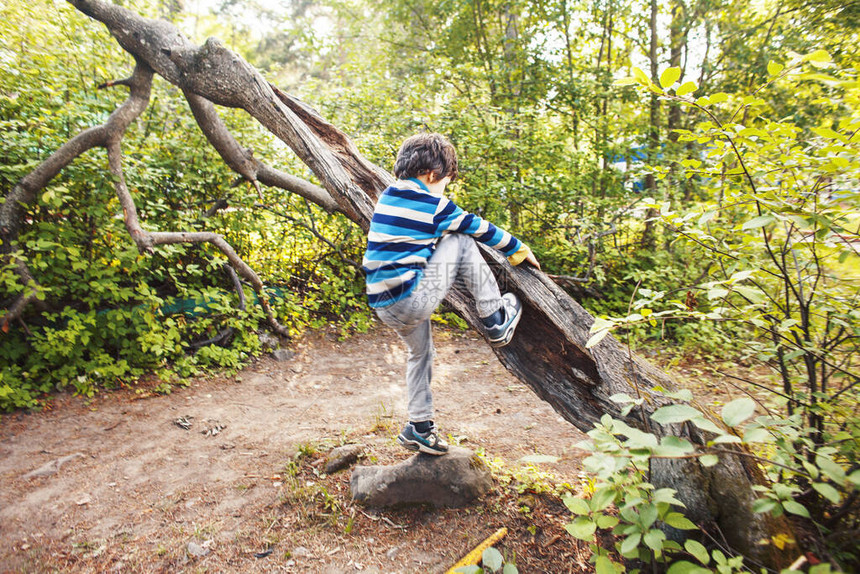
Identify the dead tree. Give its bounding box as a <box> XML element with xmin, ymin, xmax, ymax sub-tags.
<box><xmin>0</xmin><ymin>0</ymin><xmax>793</xmax><ymax>567</ymax></box>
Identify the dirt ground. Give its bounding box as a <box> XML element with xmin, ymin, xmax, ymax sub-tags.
<box><xmin>0</xmin><ymin>324</ymin><xmax>600</xmax><ymax>573</ymax></box>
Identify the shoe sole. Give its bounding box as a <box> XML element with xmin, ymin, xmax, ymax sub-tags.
<box><xmin>488</xmin><ymin>305</ymin><xmax>523</xmax><ymax>348</ymax></box>
<box><xmin>397</xmin><ymin>435</ymin><xmax>448</xmax><ymax>456</ymax></box>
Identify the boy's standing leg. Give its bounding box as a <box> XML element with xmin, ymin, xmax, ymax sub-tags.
<box><xmin>376</xmin><ymin>233</ymin><xmax>515</xmax><ymax>455</ymax></box>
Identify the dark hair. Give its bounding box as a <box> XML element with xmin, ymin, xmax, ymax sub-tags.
<box><xmin>392</xmin><ymin>133</ymin><xmax>459</xmax><ymax>182</ymax></box>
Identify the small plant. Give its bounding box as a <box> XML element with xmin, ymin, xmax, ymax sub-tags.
<box><xmin>455</xmin><ymin>546</ymin><xmax>519</xmax><ymax>574</ymax></box>
<box><xmin>477</xmin><ymin>450</ymin><xmax>575</xmax><ymax>497</ymax></box>
<box><xmin>563</xmin><ymin>392</ymin><xmax>858</xmax><ymax>572</ymax></box>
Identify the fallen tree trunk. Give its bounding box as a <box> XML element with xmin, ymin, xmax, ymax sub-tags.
<box><xmin>24</xmin><ymin>0</ymin><xmax>792</xmax><ymax>567</ymax></box>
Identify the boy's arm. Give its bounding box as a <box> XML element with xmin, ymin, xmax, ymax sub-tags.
<box><xmin>434</xmin><ymin>196</ymin><xmax>540</xmax><ymax>268</ymax></box>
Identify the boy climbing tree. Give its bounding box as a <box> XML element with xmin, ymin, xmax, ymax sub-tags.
<box><xmin>362</xmin><ymin>133</ymin><xmax>541</xmax><ymax>455</ymax></box>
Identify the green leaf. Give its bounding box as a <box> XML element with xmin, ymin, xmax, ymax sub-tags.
<box><xmin>685</xmin><ymin>540</ymin><xmax>710</xmax><ymax>565</ymax></box>
<box><xmin>803</xmin><ymin>461</ymin><xmax>820</xmax><ymax>481</ymax></box>
<box><xmin>651</xmin><ymin>404</ymin><xmax>703</xmax><ymax>425</ymax></box>
<box><xmin>614</xmin><ymin>77</ymin><xmax>638</xmax><ymax>86</ymax></box>
<box><xmin>742</xmin><ymin>427</ymin><xmax>772</xmax><ymax>443</ymax></box>
<box><xmin>653</xmin><ymin>488</ymin><xmax>685</xmax><ymax>507</ymax></box>
<box><xmin>564</xmin><ymin>496</ymin><xmax>591</xmax><ymax>515</ymax></box>
<box><xmin>664</xmin><ymin>512</ymin><xmax>697</xmax><ymax>530</ymax></box>
<box><xmin>676</xmin><ymin>81</ymin><xmax>698</xmax><ymax>96</ymax></box>
<box><xmin>644</xmin><ymin>529</ymin><xmax>666</xmax><ymax>551</ymax></box>
<box><xmin>690</xmin><ymin>417</ymin><xmax>724</xmax><ymax>434</ymax></box>
<box><xmin>660</xmin><ymin>67</ymin><xmax>681</xmax><ymax>88</ymax></box>
<box><xmin>663</xmin><ymin>388</ymin><xmax>694</xmax><ymax>402</ymax></box>
<box><xmin>804</xmin><ymin>49</ymin><xmax>831</xmax><ymax>63</ymax></box>
<box><xmin>812</xmin><ymin>482</ymin><xmax>841</xmax><ymax>504</ymax></box>
<box><xmin>742</xmin><ymin>215</ymin><xmax>776</xmax><ymax>230</ymax></box>
<box><xmin>699</xmin><ymin>454</ymin><xmax>719</xmax><ymax>467</ymax></box>
<box><xmin>621</xmin><ymin>532</ymin><xmax>642</xmax><ymax>555</ymax></box>
<box><xmin>812</xmin><ymin>127</ymin><xmax>842</xmax><ymax>140</ymax></box>
<box><xmin>591</xmin><ymin>487</ymin><xmax>616</xmax><ymax>512</ymax></box>
<box><xmin>610</xmin><ymin>393</ymin><xmax>636</xmax><ymax>404</ymax></box>
<box><xmin>782</xmin><ymin>500</ymin><xmax>810</xmax><ymax>518</ymax></box>
<box><xmin>767</xmin><ymin>61</ymin><xmax>784</xmax><ymax>76</ymax></box>
<box><xmin>565</xmin><ymin>516</ymin><xmax>597</xmax><ymax>540</ymax></box>
<box><xmin>710</xmin><ymin>434</ymin><xmax>742</xmax><ymax>444</ymax></box>
<box><xmin>597</xmin><ymin>514</ymin><xmax>620</xmax><ymax>529</ymax></box>
<box><xmin>633</xmin><ymin>67</ymin><xmax>650</xmax><ymax>85</ymax></box>
<box><xmin>721</xmin><ymin>398</ymin><xmax>756</xmax><ymax>427</ymax></box>
<box><xmin>672</xmin><ymin>561</ymin><xmax>713</xmax><ymax>574</ymax></box>
<box><xmin>503</xmin><ymin>564</ymin><xmax>519</xmax><ymax>574</ymax></box>
<box><xmin>640</xmin><ymin>503</ymin><xmax>659</xmax><ymax>528</ymax></box>
<box><xmin>816</xmin><ymin>455</ymin><xmax>846</xmax><ymax>484</ymax></box>
<box><xmin>655</xmin><ymin>436</ymin><xmax>695</xmax><ymax>457</ymax></box>
<box><xmin>586</xmin><ymin>328</ymin><xmax>611</xmax><ymax>348</ymax></box>
<box><xmin>482</xmin><ymin>547</ymin><xmax>503</xmax><ymax>572</ymax></box>
<box><xmin>752</xmin><ymin>497</ymin><xmax>778</xmax><ymax>513</ymax></box>
<box><xmin>707</xmin><ymin>288</ymin><xmax>729</xmax><ymax>300</ymax></box>
<box><xmin>733</xmin><ymin>285</ymin><xmax>766</xmax><ymax>303</ymax></box>
<box><xmin>595</xmin><ymin>555</ymin><xmax>617</xmax><ymax>574</ymax></box>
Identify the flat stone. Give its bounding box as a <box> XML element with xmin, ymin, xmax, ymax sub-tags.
<box><xmin>186</xmin><ymin>541</ymin><xmax>209</xmax><ymax>557</ymax></box>
<box><xmin>258</xmin><ymin>332</ymin><xmax>280</xmax><ymax>352</ymax></box>
<box><xmin>23</xmin><ymin>453</ymin><xmax>85</xmax><ymax>480</ymax></box>
<box><xmin>325</xmin><ymin>444</ymin><xmax>364</xmax><ymax>474</ymax></box>
<box><xmin>350</xmin><ymin>446</ymin><xmax>492</xmax><ymax>508</ymax></box>
<box><xmin>271</xmin><ymin>349</ymin><xmax>295</xmax><ymax>362</ymax></box>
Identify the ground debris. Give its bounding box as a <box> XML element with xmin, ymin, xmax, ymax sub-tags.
<box><xmin>23</xmin><ymin>452</ymin><xmax>85</xmax><ymax>479</ymax></box>
<box><xmin>201</xmin><ymin>421</ymin><xmax>226</xmax><ymax>437</ymax></box>
<box><xmin>173</xmin><ymin>416</ymin><xmax>193</xmax><ymax>430</ymax></box>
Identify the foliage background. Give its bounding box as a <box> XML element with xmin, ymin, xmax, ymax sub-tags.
<box><xmin>1</xmin><ymin>0</ymin><xmax>858</xmax><ymax>569</ymax></box>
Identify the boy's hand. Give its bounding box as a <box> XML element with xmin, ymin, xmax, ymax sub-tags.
<box><xmin>509</xmin><ymin>244</ymin><xmax>541</xmax><ymax>269</ymax></box>
<box><xmin>522</xmin><ymin>245</ymin><xmax>541</xmax><ymax>270</ymax></box>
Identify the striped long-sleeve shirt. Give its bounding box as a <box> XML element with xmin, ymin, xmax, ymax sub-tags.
<box><xmin>362</xmin><ymin>178</ymin><xmax>527</xmax><ymax>308</ymax></box>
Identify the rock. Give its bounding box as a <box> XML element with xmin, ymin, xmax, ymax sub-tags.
<box><xmin>272</xmin><ymin>349</ymin><xmax>296</xmax><ymax>362</ymax></box>
<box><xmin>325</xmin><ymin>444</ymin><xmax>364</xmax><ymax>474</ymax></box>
<box><xmin>258</xmin><ymin>331</ymin><xmax>280</xmax><ymax>352</ymax></box>
<box><xmin>187</xmin><ymin>541</ymin><xmax>210</xmax><ymax>557</ymax></box>
<box><xmin>350</xmin><ymin>446</ymin><xmax>492</xmax><ymax>508</ymax></box>
<box><xmin>292</xmin><ymin>546</ymin><xmax>311</xmax><ymax>558</ymax></box>
<box><xmin>23</xmin><ymin>453</ymin><xmax>85</xmax><ymax>479</ymax></box>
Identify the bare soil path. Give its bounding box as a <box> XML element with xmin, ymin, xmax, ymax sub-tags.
<box><xmin>0</xmin><ymin>325</ymin><xmax>593</xmax><ymax>573</ymax></box>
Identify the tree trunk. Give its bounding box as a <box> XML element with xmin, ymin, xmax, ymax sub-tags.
<box><xmin>34</xmin><ymin>1</ymin><xmax>792</xmax><ymax>567</ymax></box>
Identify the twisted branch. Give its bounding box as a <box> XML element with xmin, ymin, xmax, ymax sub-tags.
<box><xmin>1</xmin><ymin>59</ymin><xmax>294</xmax><ymax>336</ymax></box>
<box><xmin>0</xmin><ymin>62</ymin><xmax>154</xmax><ymax>328</ymax></box>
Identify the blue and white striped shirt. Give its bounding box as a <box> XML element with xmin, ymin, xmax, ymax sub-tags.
<box><xmin>362</xmin><ymin>178</ymin><xmax>523</xmax><ymax>308</ymax></box>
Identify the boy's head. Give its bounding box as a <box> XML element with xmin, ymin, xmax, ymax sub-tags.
<box><xmin>393</xmin><ymin>133</ymin><xmax>459</xmax><ymax>183</ymax></box>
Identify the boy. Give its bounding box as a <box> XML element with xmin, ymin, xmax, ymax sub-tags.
<box><xmin>362</xmin><ymin>133</ymin><xmax>540</xmax><ymax>456</ymax></box>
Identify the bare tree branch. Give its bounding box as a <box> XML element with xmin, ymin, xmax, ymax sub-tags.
<box><xmin>183</xmin><ymin>91</ymin><xmax>340</xmax><ymax>212</ymax></box>
<box><xmin>0</xmin><ymin>61</ymin><xmax>155</xmax><ymax>328</ymax></box>
<box><xmin>107</xmin><ymin>135</ymin><xmax>290</xmax><ymax>336</ymax></box>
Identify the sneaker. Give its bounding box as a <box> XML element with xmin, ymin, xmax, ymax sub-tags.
<box><xmin>484</xmin><ymin>293</ymin><xmax>523</xmax><ymax>347</ymax></box>
<box><xmin>397</xmin><ymin>422</ymin><xmax>449</xmax><ymax>456</ymax></box>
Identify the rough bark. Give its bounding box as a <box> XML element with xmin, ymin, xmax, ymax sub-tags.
<box><xmin>6</xmin><ymin>0</ymin><xmax>792</xmax><ymax>567</ymax></box>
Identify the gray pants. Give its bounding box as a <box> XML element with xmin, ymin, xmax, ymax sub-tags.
<box><xmin>375</xmin><ymin>233</ymin><xmax>503</xmax><ymax>423</ymax></box>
